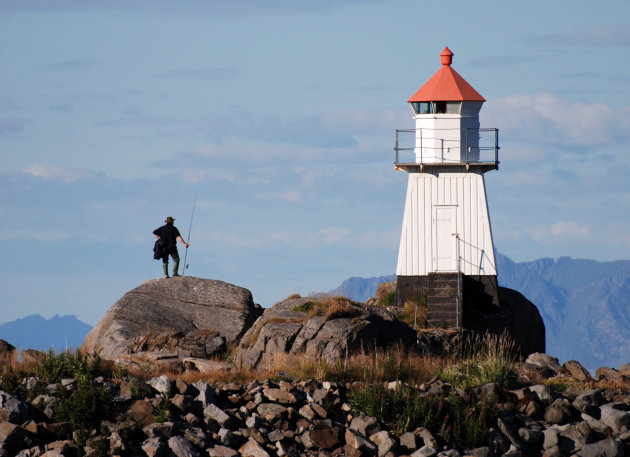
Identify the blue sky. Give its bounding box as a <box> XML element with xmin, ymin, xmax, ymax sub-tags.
<box><xmin>1</xmin><ymin>0</ymin><xmax>629</xmax><ymax>325</ymax></box>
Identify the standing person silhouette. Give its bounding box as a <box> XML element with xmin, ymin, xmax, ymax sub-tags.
<box><xmin>153</xmin><ymin>217</ymin><xmax>189</xmax><ymax>278</ymax></box>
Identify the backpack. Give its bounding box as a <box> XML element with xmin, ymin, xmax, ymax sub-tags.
<box><xmin>153</xmin><ymin>238</ymin><xmax>168</xmax><ymax>260</ymax></box>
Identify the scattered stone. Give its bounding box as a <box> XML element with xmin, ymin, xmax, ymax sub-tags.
<box><xmin>525</xmin><ymin>353</ymin><xmax>563</xmax><ymax>378</ymax></box>
<box><xmin>168</xmin><ymin>435</ymin><xmax>200</xmax><ymax>457</ymax></box>
<box><xmin>563</xmin><ymin>360</ymin><xmax>594</xmax><ymax>382</ymax></box>
<box><xmin>345</xmin><ymin>428</ymin><xmax>378</xmax><ymax>455</ymax></box>
<box><xmin>575</xmin><ymin>437</ymin><xmax>625</xmax><ymax>457</ymax></box>
<box><xmin>141</xmin><ymin>437</ymin><xmax>167</xmax><ymax>457</ymax></box>
<box><xmin>239</xmin><ymin>437</ymin><xmax>271</xmax><ymax>457</ymax></box>
<box><xmin>350</xmin><ymin>413</ymin><xmax>381</xmax><ymax>437</ymax></box>
<box><xmin>596</xmin><ymin>367</ymin><xmax>627</xmax><ymax>385</ymax></box>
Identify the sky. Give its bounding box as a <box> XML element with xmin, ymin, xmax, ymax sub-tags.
<box><xmin>1</xmin><ymin>0</ymin><xmax>629</xmax><ymax>326</ymax></box>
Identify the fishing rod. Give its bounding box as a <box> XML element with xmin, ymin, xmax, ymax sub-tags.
<box><xmin>182</xmin><ymin>188</ymin><xmax>198</xmax><ymax>277</ymax></box>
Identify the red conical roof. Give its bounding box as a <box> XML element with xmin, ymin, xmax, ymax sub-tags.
<box><xmin>408</xmin><ymin>47</ymin><xmax>485</xmax><ymax>102</ymax></box>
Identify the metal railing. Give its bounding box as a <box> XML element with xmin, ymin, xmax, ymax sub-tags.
<box><xmin>394</xmin><ymin>127</ymin><xmax>500</xmax><ymax>166</ymax></box>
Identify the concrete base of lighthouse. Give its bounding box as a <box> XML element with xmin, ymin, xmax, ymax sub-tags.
<box><xmin>395</xmin><ymin>274</ymin><xmax>499</xmax><ymax>328</ymax></box>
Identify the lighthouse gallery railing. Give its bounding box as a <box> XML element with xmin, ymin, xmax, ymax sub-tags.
<box><xmin>394</xmin><ymin>127</ymin><xmax>499</xmax><ymax>167</ymax></box>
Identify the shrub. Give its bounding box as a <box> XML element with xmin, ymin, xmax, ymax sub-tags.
<box><xmin>348</xmin><ymin>384</ymin><xmax>499</xmax><ymax>449</ymax></box>
<box><xmin>34</xmin><ymin>349</ymin><xmax>102</xmax><ymax>383</ymax></box>
<box><xmin>153</xmin><ymin>393</ymin><xmax>171</xmax><ymax>423</ymax></box>
<box><xmin>54</xmin><ymin>379</ymin><xmax>113</xmax><ymax>430</ymax></box>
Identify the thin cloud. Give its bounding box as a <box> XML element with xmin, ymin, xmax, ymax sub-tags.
<box><xmin>157</xmin><ymin>67</ymin><xmax>240</xmax><ymax>81</ymax></box>
<box><xmin>525</xmin><ymin>221</ymin><xmax>592</xmax><ymax>243</ymax></box>
<box><xmin>482</xmin><ymin>93</ymin><xmax>630</xmax><ymax>150</ymax></box>
<box><xmin>40</xmin><ymin>60</ymin><xmax>98</xmax><ymax>72</ymax></box>
<box><xmin>22</xmin><ymin>164</ymin><xmax>90</xmax><ymax>183</ymax></box>
<box><xmin>527</xmin><ymin>24</ymin><xmax>630</xmax><ymax>47</ymax></box>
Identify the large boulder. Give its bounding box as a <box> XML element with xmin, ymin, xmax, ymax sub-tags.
<box><xmin>463</xmin><ymin>286</ymin><xmax>546</xmax><ymax>358</ymax></box>
<box><xmin>81</xmin><ymin>277</ymin><xmax>262</xmax><ymax>368</ymax></box>
<box><xmin>235</xmin><ymin>296</ymin><xmax>417</xmax><ymax>370</ymax></box>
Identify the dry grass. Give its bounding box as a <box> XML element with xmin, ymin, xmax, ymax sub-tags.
<box><xmin>294</xmin><ymin>296</ymin><xmax>360</xmax><ymax>325</ymax></box>
<box><xmin>270</xmin><ymin>347</ymin><xmax>444</xmax><ymax>384</ymax></box>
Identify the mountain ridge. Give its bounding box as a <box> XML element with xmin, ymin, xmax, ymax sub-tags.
<box><xmin>0</xmin><ymin>314</ymin><xmax>92</xmax><ymax>351</ymax></box>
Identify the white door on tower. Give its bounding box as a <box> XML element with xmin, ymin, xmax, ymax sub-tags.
<box><xmin>433</xmin><ymin>206</ymin><xmax>457</xmax><ymax>272</ymax></box>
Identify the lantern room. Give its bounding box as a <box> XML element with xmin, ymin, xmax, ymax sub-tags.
<box><xmin>397</xmin><ymin>47</ymin><xmax>496</xmax><ymax>167</ymax></box>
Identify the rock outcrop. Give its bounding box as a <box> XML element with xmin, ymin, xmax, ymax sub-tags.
<box><xmin>235</xmin><ymin>296</ymin><xmax>417</xmax><ymax>370</ymax></box>
<box><xmin>81</xmin><ymin>277</ymin><xmax>263</xmax><ymax>369</ymax></box>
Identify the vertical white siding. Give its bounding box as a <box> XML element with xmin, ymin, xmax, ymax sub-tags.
<box><xmin>396</xmin><ymin>170</ymin><xmax>496</xmax><ymax>276</ymax></box>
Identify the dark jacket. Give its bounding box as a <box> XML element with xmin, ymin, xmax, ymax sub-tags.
<box><xmin>153</xmin><ymin>224</ymin><xmax>182</xmax><ymax>248</ymax></box>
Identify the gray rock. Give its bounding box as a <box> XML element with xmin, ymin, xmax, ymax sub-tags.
<box><xmin>599</xmin><ymin>404</ymin><xmax>630</xmax><ymax>434</ymax></box>
<box><xmin>143</xmin><ymin>422</ymin><xmax>174</xmax><ymax>439</ymax></box>
<box><xmin>168</xmin><ymin>435</ymin><xmax>199</xmax><ymax>457</ymax></box>
<box><xmin>518</xmin><ymin>428</ymin><xmax>543</xmax><ymax>447</ymax></box>
<box><xmin>596</xmin><ymin>367</ymin><xmax>627</xmax><ymax>384</ymax></box>
<box><xmin>544</xmin><ymin>398</ymin><xmax>574</xmax><ymax>425</ymax></box>
<box><xmin>0</xmin><ymin>390</ymin><xmax>30</xmax><ymax>423</ymax></box>
<box><xmin>81</xmin><ymin>277</ymin><xmax>262</xmax><ymax>364</ymax></box>
<box><xmin>350</xmin><ymin>413</ymin><xmax>381</xmax><ymax>437</ymax></box>
<box><xmin>141</xmin><ymin>437</ymin><xmax>166</xmax><ymax>457</ymax></box>
<box><xmin>563</xmin><ymin>360</ymin><xmax>594</xmax><ymax>382</ymax></box>
<box><xmin>574</xmin><ymin>390</ymin><xmax>604</xmax><ymax>418</ymax></box>
<box><xmin>581</xmin><ymin>413</ymin><xmax>612</xmax><ymax>435</ymax></box>
<box><xmin>370</xmin><ymin>431</ymin><xmax>396</xmax><ymax>457</ymax></box>
<box><xmin>256</xmin><ymin>403</ymin><xmax>287</xmax><ymax>421</ymax></box>
<box><xmin>267</xmin><ymin>430</ymin><xmax>284</xmax><ymax>442</ymax></box>
<box><xmin>345</xmin><ymin>428</ymin><xmax>378</xmax><ymax>455</ymax></box>
<box><xmin>204</xmin><ymin>404</ymin><xmax>235</xmax><ymax>428</ymax></box>
<box><xmin>399</xmin><ymin>431</ymin><xmax>419</xmax><ymax>451</ymax></box>
<box><xmin>543</xmin><ymin>428</ymin><xmax>558</xmax><ymax>449</ymax></box>
<box><xmin>193</xmin><ymin>380</ymin><xmax>216</xmax><ymax>407</ymax></box>
<box><xmin>0</xmin><ymin>422</ymin><xmax>28</xmax><ymax>453</ymax></box>
<box><xmin>411</xmin><ymin>445</ymin><xmax>437</xmax><ymax>457</ymax></box>
<box><xmin>416</xmin><ymin>427</ymin><xmax>438</xmax><ymax>449</ymax></box>
<box><xmin>263</xmin><ymin>388</ymin><xmax>297</xmax><ymax>404</ymax></box>
<box><xmin>525</xmin><ymin>353</ymin><xmax>562</xmax><ymax>378</ymax></box>
<box><xmin>218</xmin><ymin>428</ymin><xmax>238</xmax><ymax>447</ymax></box>
<box><xmin>147</xmin><ymin>375</ymin><xmax>173</xmax><ymax>394</ymax></box>
<box><xmin>301</xmin><ymin>423</ymin><xmax>341</xmax><ymax>450</ymax></box>
<box><xmin>528</xmin><ymin>385</ymin><xmax>552</xmax><ymax>403</ymax></box>
<box><xmin>497</xmin><ymin>418</ymin><xmax>524</xmax><ymax>450</ymax></box>
<box><xmin>239</xmin><ymin>438</ymin><xmax>271</xmax><ymax>457</ymax></box>
<box><xmin>208</xmin><ymin>445</ymin><xmax>239</xmax><ymax>457</ymax></box>
<box><xmin>575</xmin><ymin>438</ymin><xmax>625</xmax><ymax>457</ymax></box>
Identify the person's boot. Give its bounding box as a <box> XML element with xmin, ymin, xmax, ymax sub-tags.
<box><xmin>163</xmin><ymin>263</ymin><xmax>170</xmax><ymax>278</ymax></box>
<box><xmin>173</xmin><ymin>259</ymin><xmax>180</xmax><ymax>277</ymax></box>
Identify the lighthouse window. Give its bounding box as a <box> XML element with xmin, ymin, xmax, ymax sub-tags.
<box><xmin>411</xmin><ymin>102</ymin><xmax>432</xmax><ymax>114</ymax></box>
<box><xmin>445</xmin><ymin>102</ymin><xmax>461</xmax><ymax>114</ymax></box>
<box><xmin>411</xmin><ymin>101</ymin><xmax>461</xmax><ymax>114</ymax></box>
<box><xmin>434</xmin><ymin>102</ymin><xmax>462</xmax><ymax>114</ymax></box>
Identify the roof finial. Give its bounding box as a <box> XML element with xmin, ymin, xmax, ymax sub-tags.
<box><xmin>440</xmin><ymin>47</ymin><xmax>453</xmax><ymax>66</ymax></box>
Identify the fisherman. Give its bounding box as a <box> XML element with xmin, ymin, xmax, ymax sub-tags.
<box><xmin>153</xmin><ymin>216</ymin><xmax>189</xmax><ymax>278</ymax></box>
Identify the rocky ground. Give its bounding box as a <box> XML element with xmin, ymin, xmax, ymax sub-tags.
<box><xmin>2</xmin><ymin>353</ymin><xmax>630</xmax><ymax>457</ymax></box>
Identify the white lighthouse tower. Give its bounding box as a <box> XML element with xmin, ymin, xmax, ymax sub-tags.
<box><xmin>394</xmin><ymin>47</ymin><xmax>500</xmax><ymax>328</ymax></box>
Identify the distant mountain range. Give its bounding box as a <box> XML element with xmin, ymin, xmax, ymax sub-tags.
<box><xmin>330</xmin><ymin>254</ymin><xmax>630</xmax><ymax>371</ymax></box>
<box><xmin>0</xmin><ymin>314</ymin><xmax>92</xmax><ymax>351</ymax></box>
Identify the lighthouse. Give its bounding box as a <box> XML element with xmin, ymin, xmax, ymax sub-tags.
<box><xmin>394</xmin><ymin>47</ymin><xmax>500</xmax><ymax>328</ymax></box>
